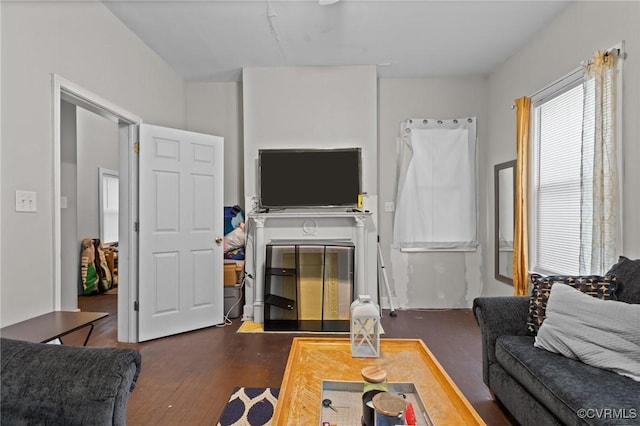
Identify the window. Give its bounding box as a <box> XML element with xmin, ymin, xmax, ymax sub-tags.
<box><xmin>533</xmin><ymin>80</ymin><xmax>584</xmax><ymax>275</ymax></box>
<box><xmin>99</xmin><ymin>168</ymin><xmax>119</xmax><ymax>244</ymax></box>
<box><xmin>532</xmin><ymin>49</ymin><xmax>621</xmax><ymax>275</ymax></box>
<box><xmin>393</xmin><ymin>118</ymin><xmax>477</xmax><ymax>251</ymax></box>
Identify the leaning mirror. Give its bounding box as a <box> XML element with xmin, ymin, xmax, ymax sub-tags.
<box><xmin>495</xmin><ymin>160</ymin><xmax>516</xmax><ymax>285</ymax></box>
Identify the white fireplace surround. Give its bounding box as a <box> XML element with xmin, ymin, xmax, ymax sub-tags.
<box><xmin>243</xmin><ymin>210</ymin><xmax>376</xmax><ymax>324</ymax></box>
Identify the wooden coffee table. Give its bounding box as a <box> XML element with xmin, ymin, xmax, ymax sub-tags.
<box><xmin>273</xmin><ymin>337</ymin><xmax>485</xmax><ymax>425</ymax></box>
<box><xmin>0</xmin><ymin>311</ymin><xmax>108</xmax><ymax>346</ymax></box>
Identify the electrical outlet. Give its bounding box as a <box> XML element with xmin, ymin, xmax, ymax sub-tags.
<box><xmin>15</xmin><ymin>190</ymin><xmax>37</xmax><ymax>212</ymax></box>
<box><xmin>384</xmin><ymin>201</ymin><xmax>395</xmax><ymax>212</ymax></box>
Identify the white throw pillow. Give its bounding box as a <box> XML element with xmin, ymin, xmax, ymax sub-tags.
<box><xmin>534</xmin><ymin>283</ymin><xmax>640</xmax><ymax>382</ymax></box>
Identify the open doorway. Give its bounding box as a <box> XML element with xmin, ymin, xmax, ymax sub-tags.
<box><xmin>53</xmin><ymin>75</ymin><xmax>225</xmax><ymax>343</ymax></box>
<box><xmin>60</xmin><ymin>102</ymin><xmax>120</xmax><ymax>317</ymax></box>
<box><xmin>53</xmin><ymin>74</ymin><xmax>141</xmax><ymax>343</ymax></box>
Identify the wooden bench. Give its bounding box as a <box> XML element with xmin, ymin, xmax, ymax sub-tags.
<box><xmin>0</xmin><ymin>311</ymin><xmax>108</xmax><ymax>346</ymax></box>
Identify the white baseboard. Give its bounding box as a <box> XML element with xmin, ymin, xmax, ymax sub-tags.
<box><xmin>379</xmin><ymin>296</ymin><xmax>400</xmax><ymax>310</ymax></box>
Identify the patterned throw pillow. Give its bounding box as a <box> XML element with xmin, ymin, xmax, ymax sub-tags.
<box><xmin>527</xmin><ymin>274</ymin><xmax>618</xmax><ymax>335</ymax></box>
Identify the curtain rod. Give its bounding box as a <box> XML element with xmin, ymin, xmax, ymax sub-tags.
<box><xmin>510</xmin><ymin>47</ymin><xmax>622</xmax><ymax>110</ymax></box>
<box><xmin>509</xmin><ymin>68</ymin><xmax>581</xmax><ymax>109</ymax></box>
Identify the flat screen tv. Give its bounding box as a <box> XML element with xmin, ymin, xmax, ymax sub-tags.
<box><xmin>258</xmin><ymin>148</ymin><xmax>361</xmax><ymax>209</ymax></box>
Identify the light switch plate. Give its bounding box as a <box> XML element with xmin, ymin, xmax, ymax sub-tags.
<box><xmin>15</xmin><ymin>190</ymin><xmax>37</xmax><ymax>212</ymax></box>
<box><xmin>384</xmin><ymin>201</ymin><xmax>395</xmax><ymax>212</ymax></box>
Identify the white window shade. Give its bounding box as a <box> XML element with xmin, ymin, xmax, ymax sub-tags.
<box><xmin>393</xmin><ymin>118</ymin><xmax>477</xmax><ymax>250</ymax></box>
<box><xmin>534</xmin><ymin>84</ymin><xmax>585</xmax><ymax>275</ymax></box>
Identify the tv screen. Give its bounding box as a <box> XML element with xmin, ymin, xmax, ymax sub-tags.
<box><xmin>259</xmin><ymin>148</ymin><xmax>361</xmax><ymax>209</ymax></box>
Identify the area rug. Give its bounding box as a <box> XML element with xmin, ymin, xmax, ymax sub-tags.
<box><xmin>217</xmin><ymin>387</ymin><xmax>279</xmax><ymax>426</ymax></box>
<box><xmin>237</xmin><ymin>320</ymin><xmax>384</xmax><ymax>334</ymax></box>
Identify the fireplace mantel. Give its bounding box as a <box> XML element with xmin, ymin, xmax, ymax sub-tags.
<box><xmin>243</xmin><ymin>210</ymin><xmax>375</xmax><ymax>324</ymax></box>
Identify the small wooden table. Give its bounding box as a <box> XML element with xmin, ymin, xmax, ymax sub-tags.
<box><xmin>273</xmin><ymin>337</ymin><xmax>486</xmax><ymax>425</ymax></box>
<box><xmin>0</xmin><ymin>311</ymin><xmax>108</xmax><ymax>346</ymax></box>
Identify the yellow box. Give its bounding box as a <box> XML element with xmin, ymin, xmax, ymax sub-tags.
<box><xmin>224</xmin><ymin>261</ymin><xmax>244</xmax><ymax>286</ymax></box>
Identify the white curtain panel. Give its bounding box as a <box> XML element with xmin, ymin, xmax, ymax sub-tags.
<box><xmin>579</xmin><ymin>52</ymin><xmax>618</xmax><ymax>275</ymax></box>
<box><xmin>393</xmin><ymin>118</ymin><xmax>477</xmax><ymax>250</ymax></box>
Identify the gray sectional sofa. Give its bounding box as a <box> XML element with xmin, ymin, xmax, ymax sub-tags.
<box><xmin>1</xmin><ymin>337</ymin><xmax>141</xmax><ymax>425</ymax></box>
<box><xmin>473</xmin><ymin>256</ymin><xmax>640</xmax><ymax>426</ymax></box>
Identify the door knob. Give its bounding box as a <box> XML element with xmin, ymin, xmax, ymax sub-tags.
<box><xmin>215</xmin><ymin>236</ymin><xmax>223</xmax><ymax>244</ymax></box>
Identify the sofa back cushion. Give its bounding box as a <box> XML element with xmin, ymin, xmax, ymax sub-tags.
<box><xmin>606</xmin><ymin>256</ymin><xmax>640</xmax><ymax>304</ymax></box>
<box><xmin>527</xmin><ymin>273</ymin><xmax>617</xmax><ymax>335</ymax></box>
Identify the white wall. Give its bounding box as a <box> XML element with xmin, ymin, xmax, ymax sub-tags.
<box><xmin>76</xmin><ymin>108</ymin><xmax>119</xmax><ymax>243</ymax></box>
<box><xmin>187</xmin><ymin>82</ymin><xmax>243</xmax><ymax>206</ymax></box>
<box><xmin>0</xmin><ymin>3</ymin><xmax>3</xmax><ymax>304</ymax></box>
<box><xmin>1</xmin><ymin>1</ymin><xmax>187</xmax><ymax>326</ymax></box>
<box><xmin>378</xmin><ymin>78</ymin><xmax>489</xmax><ymax>308</ymax></box>
<box><xmin>484</xmin><ymin>1</ymin><xmax>640</xmax><ymax>296</ymax></box>
<box><xmin>4</xmin><ymin>1</ymin><xmax>635</xmax><ymax>325</ymax></box>
<box><xmin>60</xmin><ymin>101</ymin><xmax>78</xmax><ymax>309</ymax></box>
<box><xmin>60</xmin><ymin>104</ymin><xmax>118</xmax><ymax>309</ymax></box>
<box><xmin>243</xmin><ymin>66</ymin><xmax>378</xmax><ymax>208</ymax></box>
<box><xmin>242</xmin><ymin>65</ymin><xmax>379</xmax><ymax>307</ymax></box>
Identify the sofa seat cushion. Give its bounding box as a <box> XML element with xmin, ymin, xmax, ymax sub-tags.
<box><xmin>495</xmin><ymin>335</ymin><xmax>640</xmax><ymax>425</ymax></box>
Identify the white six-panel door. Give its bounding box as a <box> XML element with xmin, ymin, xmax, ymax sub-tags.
<box><xmin>139</xmin><ymin>124</ymin><xmax>224</xmax><ymax>341</ymax></box>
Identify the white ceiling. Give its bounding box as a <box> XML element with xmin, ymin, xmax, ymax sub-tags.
<box><xmin>103</xmin><ymin>0</ymin><xmax>571</xmax><ymax>82</ymax></box>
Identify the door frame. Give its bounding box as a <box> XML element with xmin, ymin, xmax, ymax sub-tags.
<box><xmin>52</xmin><ymin>74</ymin><xmax>142</xmax><ymax>342</ymax></box>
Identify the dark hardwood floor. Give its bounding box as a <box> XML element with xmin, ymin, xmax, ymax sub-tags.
<box><xmin>67</xmin><ymin>293</ymin><xmax>516</xmax><ymax>425</ymax></box>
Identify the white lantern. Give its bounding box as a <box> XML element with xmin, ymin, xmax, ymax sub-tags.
<box><xmin>350</xmin><ymin>295</ymin><xmax>380</xmax><ymax>357</ymax></box>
